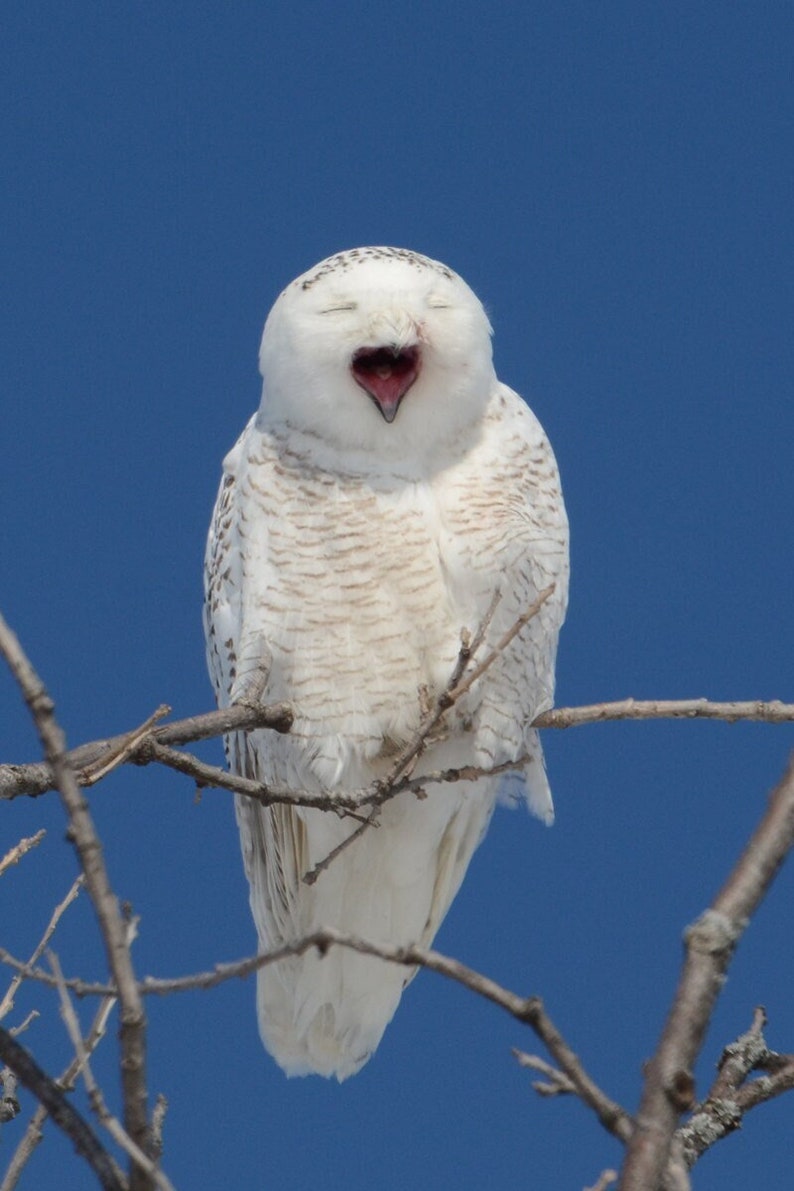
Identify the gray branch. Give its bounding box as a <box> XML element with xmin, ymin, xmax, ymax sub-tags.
<box><xmin>0</xmin><ymin>701</ymin><xmax>293</xmax><ymax>802</ymax></box>
<box><xmin>2</xmin><ymin>697</ymin><xmax>793</xmax><ymax>809</ymax></box>
<box><xmin>0</xmin><ymin>612</ymin><xmax>153</xmax><ymax>1191</ymax></box>
<box><xmin>618</xmin><ymin>754</ymin><xmax>794</xmax><ymax>1190</ymax></box>
<box><xmin>0</xmin><ymin>1026</ymin><xmax>123</xmax><ymax>1191</ymax></box>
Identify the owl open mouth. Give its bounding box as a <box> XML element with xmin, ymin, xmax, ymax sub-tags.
<box><xmin>351</xmin><ymin>345</ymin><xmax>421</xmax><ymax>423</ymax></box>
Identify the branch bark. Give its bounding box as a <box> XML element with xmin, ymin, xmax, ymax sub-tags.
<box><xmin>0</xmin><ymin>918</ymin><xmax>635</xmax><ymax>1151</ymax></box>
<box><xmin>49</xmin><ymin>952</ymin><xmax>175</xmax><ymax>1191</ymax></box>
<box><xmin>0</xmin><ymin>612</ymin><xmax>152</xmax><ymax>1191</ymax></box>
<box><xmin>678</xmin><ymin>1007</ymin><xmax>794</xmax><ymax>1167</ymax></box>
<box><xmin>4</xmin><ymin>596</ymin><xmax>794</xmax><ymax>1187</ymax></box>
<box><xmin>3</xmin><ymin>698</ymin><xmax>793</xmax><ymax>806</ymax></box>
<box><xmin>0</xmin><ymin>1026</ymin><xmax>124</xmax><ymax>1191</ymax></box>
<box><xmin>0</xmin><ymin>831</ymin><xmax>46</xmax><ymax>878</ymax></box>
<box><xmin>0</xmin><ymin>700</ymin><xmax>293</xmax><ymax>801</ymax></box>
<box><xmin>618</xmin><ymin>754</ymin><xmax>794</xmax><ymax>1190</ymax></box>
<box><xmin>0</xmin><ymin>875</ymin><xmax>83</xmax><ymax>1022</ymax></box>
<box><xmin>536</xmin><ymin>698</ymin><xmax>794</xmax><ymax>728</ymax></box>
<box><xmin>1</xmin><ymin>993</ymin><xmax>119</xmax><ymax>1191</ymax></box>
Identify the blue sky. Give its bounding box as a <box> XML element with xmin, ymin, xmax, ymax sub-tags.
<box><xmin>2</xmin><ymin>3</ymin><xmax>793</xmax><ymax>1188</ymax></box>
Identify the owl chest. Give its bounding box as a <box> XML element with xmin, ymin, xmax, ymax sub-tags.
<box><xmin>246</xmin><ymin>470</ymin><xmax>504</xmax><ymax>707</ymax></box>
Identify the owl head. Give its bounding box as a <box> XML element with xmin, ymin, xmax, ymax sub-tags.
<box><xmin>257</xmin><ymin>248</ymin><xmax>496</xmax><ymax>463</ymax></box>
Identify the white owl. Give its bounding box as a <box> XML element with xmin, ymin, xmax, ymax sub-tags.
<box><xmin>204</xmin><ymin>247</ymin><xmax>569</xmax><ymax>1080</ymax></box>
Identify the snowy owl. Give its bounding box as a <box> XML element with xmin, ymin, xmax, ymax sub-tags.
<box><xmin>204</xmin><ymin>247</ymin><xmax>569</xmax><ymax>1080</ymax></box>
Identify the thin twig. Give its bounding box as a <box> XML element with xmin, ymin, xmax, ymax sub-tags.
<box><xmin>534</xmin><ymin>697</ymin><xmax>794</xmax><ymax>729</ymax></box>
<box><xmin>1</xmin><ymin>993</ymin><xmax>118</xmax><ymax>1191</ymax></box>
<box><xmin>584</xmin><ymin>1172</ymin><xmax>618</xmax><ymax>1191</ymax></box>
<box><xmin>387</xmin><ymin>586</ymin><xmax>553</xmax><ymax>794</ymax></box>
<box><xmin>49</xmin><ymin>953</ymin><xmax>175</xmax><ymax>1191</ymax></box>
<box><xmin>0</xmin><ymin>922</ymin><xmax>632</xmax><ymax>1152</ymax></box>
<box><xmin>447</xmin><ymin>589</ymin><xmax>502</xmax><ymax>690</ymax></box>
<box><xmin>516</xmin><ymin>1043</ymin><xmax>633</xmax><ymax>1143</ymax></box>
<box><xmin>676</xmin><ymin>1008</ymin><xmax>794</xmax><ymax>1168</ymax></box>
<box><xmin>303</xmin><ymin>586</ymin><xmax>555</xmax><ymax>881</ymax></box>
<box><xmin>137</xmin><ymin>740</ymin><xmax>309</xmax><ymax>806</ymax></box>
<box><xmin>0</xmin><ymin>949</ymin><xmax>105</xmax><ymax>996</ymax></box>
<box><xmin>124</xmin><ymin>740</ymin><xmax>527</xmax><ymax>811</ymax></box>
<box><xmin>619</xmin><ymin>754</ymin><xmax>794</xmax><ymax>1190</ymax></box>
<box><xmin>8</xmin><ymin>1012</ymin><xmax>39</xmax><ymax>1039</ymax></box>
<box><xmin>0</xmin><ymin>1025</ymin><xmax>124</xmax><ymax>1191</ymax></box>
<box><xmin>80</xmin><ymin>706</ymin><xmax>172</xmax><ymax>786</ymax></box>
<box><xmin>302</xmin><ymin>812</ymin><xmax>380</xmax><ymax>886</ymax></box>
<box><xmin>0</xmin><ymin>831</ymin><xmax>46</xmax><ymax>878</ymax></box>
<box><xmin>0</xmin><ymin>875</ymin><xmax>84</xmax><ymax>1021</ymax></box>
<box><xmin>0</xmin><ymin>612</ymin><xmax>153</xmax><ymax>1191</ymax></box>
<box><xmin>0</xmin><ymin>700</ymin><xmax>294</xmax><ymax>801</ymax></box>
<box><xmin>448</xmin><ymin>585</ymin><xmax>554</xmax><ymax>703</ymax></box>
<box><xmin>3</xmin><ymin>696</ymin><xmax>794</xmax><ymax>807</ymax></box>
<box><xmin>49</xmin><ymin>959</ymin><xmax>126</xmax><ymax>1188</ymax></box>
<box><xmin>512</xmin><ymin>1047</ymin><xmax>577</xmax><ymax>1096</ymax></box>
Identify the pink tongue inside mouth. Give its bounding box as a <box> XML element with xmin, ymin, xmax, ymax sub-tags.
<box><xmin>351</xmin><ymin>345</ymin><xmax>420</xmax><ymax>422</ymax></box>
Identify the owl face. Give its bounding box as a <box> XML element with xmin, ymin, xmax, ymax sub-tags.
<box><xmin>257</xmin><ymin>248</ymin><xmax>496</xmax><ymax>461</ymax></box>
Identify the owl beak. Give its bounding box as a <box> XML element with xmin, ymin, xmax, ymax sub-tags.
<box><xmin>351</xmin><ymin>345</ymin><xmax>421</xmax><ymax>423</ymax></box>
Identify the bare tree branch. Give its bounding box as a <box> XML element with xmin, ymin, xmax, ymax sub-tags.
<box><xmin>0</xmin><ymin>1025</ymin><xmax>124</xmax><ymax>1191</ymax></box>
<box><xmin>80</xmin><ymin>707</ymin><xmax>172</xmax><ymax>786</ymax></box>
<box><xmin>677</xmin><ymin>1007</ymin><xmax>794</xmax><ymax>1167</ymax></box>
<box><xmin>4</xmin><ymin>594</ymin><xmax>794</xmax><ymax>1187</ymax></box>
<box><xmin>511</xmin><ymin>1008</ymin><xmax>635</xmax><ymax>1146</ymax></box>
<box><xmin>134</xmin><ymin>739</ymin><xmax>308</xmax><ymax>806</ymax></box>
<box><xmin>1</xmin><ymin>993</ymin><xmax>118</xmax><ymax>1191</ymax></box>
<box><xmin>535</xmin><ymin>697</ymin><xmax>794</xmax><ymax>729</ymax></box>
<box><xmin>0</xmin><ymin>700</ymin><xmax>294</xmax><ymax>802</ymax></box>
<box><xmin>0</xmin><ymin>875</ymin><xmax>84</xmax><ymax>1022</ymax></box>
<box><xmin>303</xmin><ymin>586</ymin><xmax>556</xmax><ymax>881</ymax></box>
<box><xmin>149</xmin><ymin>1096</ymin><xmax>168</xmax><ymax>1164</ymax></box>
<box><xmin>8</xmin><ymin>1013</ymin><xmax>39</xmax><ymax>1039</ymax></box>
<box><xmin>0</xmin><ymin>612</ymin><xmax>152</xmax><ymax>1191</ymax></box>
<box><xmin>512</xmin><ymin>1047</ymin><xmax>577</xmax><ymax>1095</ymax></box>
<box><xmin>448</xmin><ymin>586</ymin><xmax>553</xmax><ymax>704</ymax></box>
<box><xmin>513</xmin><ymin>1042</ymin><xmax>634</xmax><ymax>1148</ymax></box>
<box><xmin>0</xmin><ymin>950</ymin><xmax>105</xmax><ymax>997</ymax></box>
<box><xmin>130</xmin><ymin>738</ymin><xmax>525</xmax><ymax>812</ymax></box>
<box><xmin>2</xmin><ymin>919</ymin><xmax>793</xmax><ymax>1183</ymax></box>
<box><xmin>378</xmin><ymin>586</ymin><xmax>554</xmax><ymax>796</ymax></box>
<box><xmin>0</xmin><ymin>831</ymin><xmax>46</xmax><ymax>878</ymax></box>
<box><xmin>0</xmin><ymin>917</ymin><xmax>634</xmax><ymax>1153</ymax></box>
<box><xmin>301</xmin><ymin>811</ymin><xmax>380</xmax><ymax>885</ymax></box>
<box><xmin>3</xmin><ymin>697</ymin><xmax>793</xmax><ymax>814</ymax></box>
<box><xmin>584</xmin><ymin>1171</ymin><xmax>618</xmax><ymax>1191</ymax></box>
<box><xmin>49</xmin><ymin>953</ymin><xmax>175</xmax><ymax>1191</ymax></box>
<box><xmin>0</xmin><ymin>1068</ymin><xmax>20</xmax><ymax>1127</ymax></box>
<box><xmin>618</xmin><ymin>754</ymin><xmax>794</xmax><ymax>1190</ymax></box>
<box><xmin>1</xmin><ymin>929</ymin><xmax>538</xmax><ymax>1002</ymax></box>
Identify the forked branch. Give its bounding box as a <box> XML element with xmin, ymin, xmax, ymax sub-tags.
<box><xmin>3</xmin><ymin>697</ymin><xmax>794</xmax><ymax>810</ymax></box>
<box><xmin>618</xmin><ymin>753</ymin><xmax>794</xmax><ymax>1190</ymax></box>
<box><xmin>0</xmin><ymin>612</ymin><xmax>153</xmax><ymax>1191</ymax></box>
<box><xmin>3</xmin><ymin>602</ymin><xmax>794</xmax><ymax>1190</ymax></box>
<box><xmin>0</xmin><ymin>1026</ymin><xmax>123</xmax><ymax>1191</ymax></box>
<box><xmin>302</xmin><ymin>585</ymin><xmax>555</xmax><ymax>882</ymax></box>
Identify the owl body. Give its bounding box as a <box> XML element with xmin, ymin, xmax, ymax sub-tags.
<box><xmin>204</xmin><ymin>248</ymin><xmax>568</xmax><ymax>1079</ymax></box>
